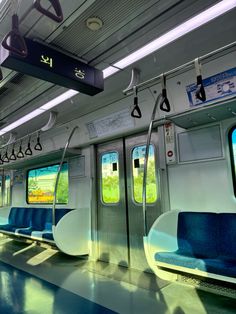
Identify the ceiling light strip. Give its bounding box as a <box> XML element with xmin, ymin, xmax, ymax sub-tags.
<box><xmin>0</xmin><ymin>0</ymin><xmax>235</xmax><ymax>136</ymax></box>
<box><xmin>103</xmin><ymin>0</ymin><xmax>236</xmax><ymax>78</ymax></box>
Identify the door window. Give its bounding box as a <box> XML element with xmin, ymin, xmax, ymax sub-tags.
<box><xmin>101</xmin><ymin>152</ymin><xmax>120</xmax><ymax>203</ymax></box>
<box><xmin>132</xmin><ymin>145</ymin><xmax>158</xmax><ymax>203</ymax></box>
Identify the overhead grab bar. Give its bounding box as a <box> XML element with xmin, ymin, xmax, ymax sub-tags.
<box><xmin>160</xmin><ymin>74</ymin><xmax>171</xmax><ymax>112</ymax></box>
<box><xmin>123</xmin><ymin>41</ymin><xmax>236</xmax><ymax>95</ymax></box>
<box><xmin>142</xmin><ymin>93</ymin><xmax>163</xmax><ymax>236</ymax></box>
<box><xmin>52</xmin><ymin>126</ymin><xmax>78</xmax><ymax>226</ymax></box>
<box><xmin>131</xmin><ymin>86</ymin><xmax>142</xmax><ymax>118</ymax></box>
<box><xmin>195</xmin><ymin>58</ymin><xmax>206</xmax><ymax>102</ymax></box>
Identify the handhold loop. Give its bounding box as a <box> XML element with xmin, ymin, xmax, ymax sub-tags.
<box><xmin>2</xmin><ymin>14</ymin><xmax>28</xmax><ymax>57</ymax></box>
<box><xmin>10</xmin><ymin>144</ymin><xmax>17</xmax><ymax>161</ymax></box>
<box><xmin>34</xmin><ymin>132</ymin><xmax>43</xmax><ymax>151</ymax></box>
<box><xmin>131</xmin><ymin>86</ymin><xmax>142</xmax><ymax>118</ymax></box>
<box><xmin>17</xmin><ymin>141</ymin><xmax>24</xmax><ymax>158</ymax></box>
<box><xmin>25</xmin><ymin>136</ymin><xmax>33</xmax><ymax>156</ymax></box>
<box><xmin>160</xmin><ymin>74</ymin><xmax>171</xmax><ymax>112</ymax></box>
<box><xmin>3</xmin><ymin>149</ymin><xmax>9</xmax><ymax>163</ymax></box>
<box><xmin>195</xmin><ymin>58</ymin><xmax>206</xmax><ymax>102</ymax></box>
<box><xmin>33</xmin><ymin>0</ymin><xmax>63</xmax><ymax>23</ymax></box>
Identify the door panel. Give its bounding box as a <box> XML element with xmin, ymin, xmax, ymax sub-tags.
<box><xmin>97</xmin><ymin>140</ymin><xmax>129</xmax><ymax>266</ymax></box>
<box><xmin>125</xmin><ymin>132</ymin><xmax>161</xmax><ymax>271</ymax></box>
<box><xmin>96</xmin><ymin>132</ymin><xmax>162</xmax><ymax>271</ymax></box>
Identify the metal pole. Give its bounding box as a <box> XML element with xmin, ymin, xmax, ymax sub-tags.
<box><xmin>52</xmin><ymin>126</ymin><xmax>78</xmax><ymax>226</ymax></box>
<box><xmin>142</xmin><ymin>93</ymin><xmax>163</xmax><ymax>236</ymax></box>
<box><xmin>124</xmin><ymin>41</ymin><xmax>236</xmax><ymax>95</ymax></box>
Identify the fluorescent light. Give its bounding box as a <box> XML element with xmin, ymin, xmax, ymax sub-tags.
<box><xmin>0</xmin><ymin>109</ymin><xmax>44</xmax><ymax>135</ymax></box>
<box><xmin>0</xmin><ymin>90</ymin><xmax>78</xmax><ymax>135</ymax></box>
<box><xmin>1</xmin><ymin>0</ymin><xmax>235</xmax><ymax>135</ymax></box>
<box><xmin>103</xmin><ymin>0</ymin><xmax>236</xmax><ymax>78</ymax></box>
<box><xmin>40</xmin><ymin>90</ymin><xmax>78</xmax><ymax>110</ymax></box>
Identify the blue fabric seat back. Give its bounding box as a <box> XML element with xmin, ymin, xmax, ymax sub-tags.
<box><xmin>55</xmin><ymin>208</ymin><xmax>71</xmax><ymax>225</ymax></box>
<box><xmin>31</xmin><ymin>208</ymin><xmax>47</xmax><ymax>230</ymax></box>
<box><xmin>218</xmin><ymin>213</ymin><xmax>236</xmax><ymax>258</ymax></box>
<box><xmin>177</xmin><ymin>212</ymin><xmax>218</xmax><ymax>258</ymax></box>
<box><xmin>44</xmin><ymin>208</ymin><xmax>52</xmax><ymax>231</ymax></box>
<box><xmin>14</xmin><ymin>208</ymin><xmax>32</xmax><ymax>228</ymax></box>
<box><xmin>8</xmin><ymin>207</ymin><xmax>18</xmax><ymax>225</ymax></box>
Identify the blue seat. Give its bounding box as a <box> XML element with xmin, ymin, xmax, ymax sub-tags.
<box><xmin>177</xmin><ymin>212</ymin><xmax>218</xmax><ymax>258</ymax></box>
<box><xmin>0</xmin><ymin>207</ymin><xmax>32</xmax><ymax>232</ymax></box>
<box><xmin>18</xmin><ymin>208</ymin><xmax>47</xmax><ymax>236</ymax></box>
<box><xmin>0</xmin><ymin>207</ymin><xmax>72</xmax><ymax>243</ymax></box>
<box><xmin>155</xmin><ymin>212</ymin><xmax>236</xmax><ymax>279</ymax></box>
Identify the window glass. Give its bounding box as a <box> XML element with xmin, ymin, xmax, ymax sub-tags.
<box><xmin>0</xmin><ymin>175</ymin><xmax>2</xmax><ymax>207</ymax></box>
<box><xmin>27</xmin><ymin>163</ymin><xmax>68</xmax><ymax>204</ymax></box>
<box><xmin>230</xmin><ymin>128</ymin><xmax>236</xmax><ymax>195</ymax></box>
<box><xmin>132</xmin><ymin>145</ymin><xmax>158</xmax><ymax>203</ymax></box>
<box><xmin>3</xmin><ymin>175</ymin><xmax>11</xmax><ymax>206</ymax></box>
<box><xmin>101</xmin><ymin>152</ymin><xmax>120</xmax><ymax>203</ymax></box>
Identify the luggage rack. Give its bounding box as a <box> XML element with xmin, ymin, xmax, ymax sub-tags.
<box><xmin>152</xmin><ymin>96</ymin><xmax>236</xmax><ymax>129</ymax></box>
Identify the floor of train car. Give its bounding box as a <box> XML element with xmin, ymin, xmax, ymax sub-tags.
<box><xmin>0</xmin><ymin>237</ymin><xmax>235</xmax><ymax>314</ymax></box>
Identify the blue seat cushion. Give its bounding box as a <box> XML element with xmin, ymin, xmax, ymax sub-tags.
<box><xmin>0</xmin><ymin>224</ymin><xmax>18</xmax><ymax>232</ymax></box>
<box><xmin>218</xmin><ymin>214</ymin><xmax>236</xmax><ymax>258</ymax></box>
<box><xmin>177</xmin><ymin>212</ymin><xmax>218</xmax><ymax>258</ymax></box>
<box><xmin>199</xmin><ymin>258</ymin><xmax>236</xmax><ymax>277</ymax></box>
<box><xmin>42</xmin><ymin>232</ymin><xmax>53</xmax><ymax>241</ymax></box>
<box><xmin>155</xmin><ymin>251</ymin><xmax>200</xmax><ymax>269</ymax></box>
<box><xmin>17</xmin><ymin>227</ymin><xmax>33</xmax><ymax>236</ymax></box>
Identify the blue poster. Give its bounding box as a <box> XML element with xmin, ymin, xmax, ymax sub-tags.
<box><xmin>186</xmin><ymin>67</ymin><xmax>236</xmax><ymax>107</ymax></box>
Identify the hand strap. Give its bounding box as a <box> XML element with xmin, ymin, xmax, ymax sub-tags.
<box><xmin>195</xmin><ymin>58</ymin><xmax>206</xmax><ymax>102</ymax></box>
<box><xmin>131</xmin><ymin>86</ymin><xmax>142</xmax><ymax>118</ymax></box>
<box><xmin>160</xmin><ymin>74</ymin><xmax>171</xmax><ymax>112</ymax></box>
<box><xmin>2</xmin><ymin>14</ymin><xmax>28</xmax><ymax>57</ymax></box>
<box><xmin>33</xmin><ymin>0</ymin><xmax>63</xmax><ymax>22</ymax></box>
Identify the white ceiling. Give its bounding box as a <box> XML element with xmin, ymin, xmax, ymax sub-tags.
<box><xmin>0</xmin><ymin>0</ymin><xmax>235</xmax><ymax>138</ymax></box>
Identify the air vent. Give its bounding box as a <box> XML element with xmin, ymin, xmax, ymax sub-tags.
<box><xmin>10</xmin><ymin>73</ymin><xmax>25</xmax><ymax>84</ymax></box>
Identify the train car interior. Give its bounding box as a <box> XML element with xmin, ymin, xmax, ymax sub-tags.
<box><xmin>0</xmin><ymin>0</ymin><xmax>236</xmax><ymax>313</ymax></box>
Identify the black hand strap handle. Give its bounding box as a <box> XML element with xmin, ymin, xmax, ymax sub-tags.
<box><xmin>196</xmin><ymin>75</ymin><xmax>206</xmax><ymax>102</ymax></box>
<box><xmin>34</xmin><ymin>132</ymin><xmax>43</xmax><ymax>151</ymax></box>
<box><xmin>160</xmin><ymin>74</ymin><xmax>171</xmax><ymax>113</ymax></box>
<box><xmin>2</xmin><ymin>14</ymin><xmax>28</xmax><ymax>57</ymax></box>
<box><xmin>33</xmin><ymin>0</ymin><xmax>63</xmax><ymax>23</ymax></box>
<box><xmin>195</xmin><ymin>58</ymin><xmax>206</xmax><ymax>102</ymax></box>
<box><xmin>25</xmin><ymin>137</ymin><xmax>33</xmax><ymax>155</ymax></box>
<box><xmin>131</xmin><ymin>86</ymin><xmax>142</xmax><ymax>118</ymax></box>
<box><xmin>17</xmin><ymin>141</ymin><xmax>24</xmax><ymax>158</ymax></box>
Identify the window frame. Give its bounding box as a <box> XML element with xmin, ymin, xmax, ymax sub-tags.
<box><xmin>26</xmin><ymin>162</ymin><xmax>69</xmax><ymax>205</ymax></box>
<box><xmin>100</xmin><ymin>151</ymin><xmax>120</xmax><ymax>205</ymax></box>
<box><xmin>131</xmin><ymin>144</ymin><xmax>158</xmax><ymax>205</ymax></box>
<box><xmin>229</xmin><ymin>126</ymin><xmax>236</xmax><ymax>196</ymax></box>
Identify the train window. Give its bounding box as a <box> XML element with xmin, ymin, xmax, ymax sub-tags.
<box><xmin>0</xmin><ymin>175</ymin><xmax>2</xmax><ymax>207</ymax></box>
<box><xmin>3</xmin><ymin>175</ymin><xmax>11</xmax><ymax>206</ymax></box>
<box><xmin>132</xmin><ymin>145</ymin><xmax>158</xmax><ymax>203</ymax></box>
<box><xmin>229</xmin><ymin>127</ymin><xmax>236</xmax><ymax>196</ymax></box>
<box><xmin>27</xmin><ymin>163</ymin><xmax>68</xmax><ymax>204</ymax></box>
<box><xmin>101</xmin><ymin>152</ymin><xmax>120</xmax><ymax>203</ymax></box>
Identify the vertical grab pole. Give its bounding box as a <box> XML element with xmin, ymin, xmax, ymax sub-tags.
<box><xmin>142</xmin><ymin>94</ymin><xmax>162</xmax><ymax>236</ymax></box>
<box><xmin>52</xmin><ymin>126</ymin><xmax>78</xmax><ymax>226</ymax></box>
